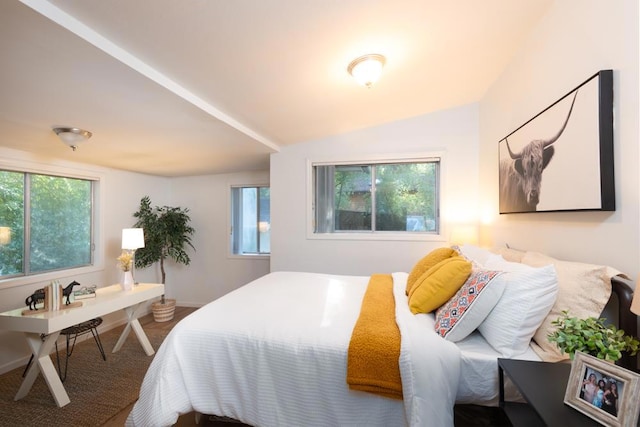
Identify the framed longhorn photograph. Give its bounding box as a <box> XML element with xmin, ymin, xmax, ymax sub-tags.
<box><xmin>498</xmin><ymin>70</ymin><xmax>614</xmax><ymax>214</ymax></box>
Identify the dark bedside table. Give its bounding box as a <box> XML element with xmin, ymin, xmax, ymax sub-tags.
<box><xmin>498</xmin><ymin>358</ymin><xmax>601</xmax><ymax>427</ymax></box>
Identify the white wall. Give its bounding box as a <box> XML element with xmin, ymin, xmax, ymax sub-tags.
<box><xmin>0</xmin><ymin>147</ymin><xmax>171</xmax><ymax>372</ymax></box>
<box><xmin>478</xmin><ymin>0</ymin><xmax>639</xmax><ymax>277</ymax></box>
<box><xmin>168</xmin><ymin>171</ymin><xmax>271</xmax><ymax>305</ymax></box>
<box><xmin>271</xmin><ymin>0</ymin><xmax>639</xmax><ymax>278</ymax></box>
<box><xmin>0</xmin><ymin>147</ymin><xmax>270</xmax><ymax>374</ymax></box>
<box><xmin>2</xmin><ymin>0</ymin><xmax>636</xmax><ymax>376</ymax></box>
<box><xmin>270</xmin><ymin>103</ymin><xmax>480</xmax><ymax>276</ymax></box>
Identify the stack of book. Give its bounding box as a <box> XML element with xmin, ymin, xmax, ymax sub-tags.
<box><xmin>73</xmin><ymin>286</ymin><xmax>97</xmax><ymax>300</ymax></box>
<box><xmin>48</xmin><ymin>280</ymin><xmax>62</xmax><ymax>310</ymax></box>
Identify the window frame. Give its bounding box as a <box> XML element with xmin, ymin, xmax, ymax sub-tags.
<box><xmin>228</xmin><ymin>183</ymin><xmax>271</xmax><ymax>259</ymax></box>
<box><xmin>0</xmin><ymin>158</ymin><xmax>104</xmax><ymax>290</ymax></box>
<box><xmin>306</xmin><ymin>152</ymin><xmax>447</xmax><ymax>242</ymax></box>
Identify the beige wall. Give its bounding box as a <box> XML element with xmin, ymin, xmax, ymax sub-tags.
<box><xmin>479</xmin><ymin>0</ymin><xmax>639</xmax><ymax>277</ymax></box>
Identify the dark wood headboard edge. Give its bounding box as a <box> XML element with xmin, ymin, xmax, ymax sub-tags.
<box><xmin>611</xmin><ymin>275</ymin><xmax>638</xmax><ymax>371</ymax></box>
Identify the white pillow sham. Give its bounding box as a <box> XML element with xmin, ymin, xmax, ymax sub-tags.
<box><xmin>456</xmin><ymin>244</ymin><xmax>495</xmax><ymax>266</ymax></box>
<box><xmin>478</xmin><ymin>254</ymin><xmax>558</xmax><ymax>357</ymax></box>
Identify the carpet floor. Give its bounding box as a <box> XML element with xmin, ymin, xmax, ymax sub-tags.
<box><xmin>0</xmin><ymin>310</ymin><xmax>191</xmax><ymax>427</ymax></box>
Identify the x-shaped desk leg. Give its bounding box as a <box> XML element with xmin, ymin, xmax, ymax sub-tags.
<box><xmin>112</xmin><ymin>302</ymin><xmax>155</xmax><ymax>356</ymax></box>
<box><xmin>16</xmin><ymin>331</ymin><xmax>70</xmax><ymax>407</ymax></box>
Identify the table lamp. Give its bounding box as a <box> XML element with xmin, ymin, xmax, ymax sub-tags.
<box><xmin>121</xmin><ymin>228</ymin><xmax>145</xmax><ymax>283</ymax></box>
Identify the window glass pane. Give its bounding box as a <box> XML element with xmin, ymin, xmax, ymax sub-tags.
<box><xmin>0</xmin><ymin>171</ymin><xmax>25</xmax><ymax>277</ymax></box>
<box><xmin>241</xmin><ymin>187</ymin><xmax>257</xmax><ymax>253</ymax></box>
<box><xmin>29</xmin><ymin>174</ymin><xmax>92</xmax><ymax>273</ymax></box>
<box><xmin>231</xmin><ymin>186</ymin><xmax>270</xmax><ymax>256</ymax></box>
<box><xmin>258</xmin><ymin>187</ymin><xmax>270</xmax><ymax>253</ymax></box>
<box><xmin>375</xmin><ymin>163</ymin><xmax>438</xmax><ymax>232</ymax></box>
<box><xmin>313</xmin><ymin>159</ymin><xmax>439</xmax><ymax>235</ymax></box>
<box><xmin>334</xmin><ymin>165</ymin><xmax>371</xmax><ymax>231</ymax></box>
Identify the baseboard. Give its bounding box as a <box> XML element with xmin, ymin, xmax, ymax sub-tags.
<box><xmin>175</xmin><ymin>301</ymin><xmax>205</xmax><ymax>308</ymax></box>
<box><xmin>0</xmin><ymin>355</ymin><xmax>32</xmax><ymax>376</ymax></box>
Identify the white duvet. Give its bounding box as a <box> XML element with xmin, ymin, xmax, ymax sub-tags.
<box><xmin>126</xmin><ymin>271</ymin><xmax>461</xmax><ymax>427</ymax></box>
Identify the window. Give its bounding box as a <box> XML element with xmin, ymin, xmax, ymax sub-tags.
<box><xmin>0</xmin><ymin>170</ymin><xmax>94</xmax><ymax>279</ymax></box>
<box><xmin>231</xmin><ymin>186</ymin><xmax>270</xmax><ymax>256</ymax></box>
<box><xmin>313</xmin><ymin>158</ymin><xmax>440</xmax><ymax>235</ymax></box>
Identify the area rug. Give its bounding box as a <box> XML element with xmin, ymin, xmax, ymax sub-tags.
<box><xmin>0</xmin><ymin>321</ymin><xmax>169</xmax><ymax>427</ymax></box>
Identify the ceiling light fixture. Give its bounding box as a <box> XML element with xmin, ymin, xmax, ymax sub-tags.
<box><xmin>347</xmin><ymin>54</ymin><xmax>386</xmax><ymax>88</ymax></box>
<box><xmin>53</xmin><ymin>127</ymin><xmax>92</xmax><ymax>151</ymax></box>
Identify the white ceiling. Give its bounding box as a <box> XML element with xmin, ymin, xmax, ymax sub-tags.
<box><xmin>0</xmin><ymin>0</ymin><xmax>553</xmax><ymax>177</ymax></box>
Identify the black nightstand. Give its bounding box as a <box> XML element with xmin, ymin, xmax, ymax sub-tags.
<box><xmin>498</xmin><ymin>358</ymin><xmax>600</xmax><ymax>426</ymax></box>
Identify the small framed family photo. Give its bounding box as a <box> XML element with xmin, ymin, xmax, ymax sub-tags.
<box><xmin>564</xmin><ymin>352</ymin><xmax>640</xmax><ymax>426</ymax></box>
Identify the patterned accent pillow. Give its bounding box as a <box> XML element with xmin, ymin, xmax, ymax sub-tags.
<box><xmin>435</xmin><ymin>269</ymin><xmax>506</xmax><ymax>342</ymax></box>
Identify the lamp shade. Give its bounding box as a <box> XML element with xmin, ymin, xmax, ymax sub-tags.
<box><xmin>122</xmin><ymin>228</ymin><xmax>145</xmax><ymax>250</ymax></box>
<box><xmin>0</xmin><ymin>227</ymin><xmax>10</xmax><ymax>245</ymax></box>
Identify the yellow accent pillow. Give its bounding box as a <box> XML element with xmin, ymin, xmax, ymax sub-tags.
<box><xmin>406</xmin><ymin>247</ymin><xmax>458</xmax><ymax>295</ymax></box>
<box><xmin>408</xmin><ymin>257</ymin><xmax>472</xmax><ymax>314</ymax></box>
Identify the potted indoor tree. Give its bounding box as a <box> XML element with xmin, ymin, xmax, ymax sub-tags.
<box><xmin>548</xmin><ymin>310</ymin><xmax>639</xmax><ymax>362</ymax></box>
<box><xmin>132</xmin><ymin>196</ymin><xmax>195</xmax><ymax>322</ymax></box>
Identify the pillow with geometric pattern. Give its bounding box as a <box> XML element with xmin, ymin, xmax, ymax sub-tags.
<box><xmin>434</xmin><ymin>268</ymin><xmax>506</xmax><ymax>342</ymax></box>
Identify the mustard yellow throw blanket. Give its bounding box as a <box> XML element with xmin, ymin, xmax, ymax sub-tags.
<box><xmin>347</xmin><ymin>274</ymin><xmax>402</xmax><ymax>399</ymax></box>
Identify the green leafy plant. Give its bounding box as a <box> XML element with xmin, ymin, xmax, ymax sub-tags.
<box><xmin>548</xmin><ymin>310</ymin><xmax>639</xmax><ymax>362</ymax></box>
<box><xmin>132</xmin><ymin>196</ymin><xmax>195</xmax><ymax>303</ymax></box>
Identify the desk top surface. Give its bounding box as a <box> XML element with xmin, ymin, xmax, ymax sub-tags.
<box><xmin>0</xmin><ymin>283</ymin><xmax>164</xmax><ymax>334</ymax></box>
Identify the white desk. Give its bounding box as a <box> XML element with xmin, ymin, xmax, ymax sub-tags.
<box><xmin>0</xmin><ymin>282</ymin><xmax>164</xmax><ymax>407</ymax></box>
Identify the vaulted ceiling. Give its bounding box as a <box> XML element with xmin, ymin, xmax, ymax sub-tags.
<box><xmin>0</xmin><ymin>0</ymin><xmax>553</xmax><ymax>176</ymax></box>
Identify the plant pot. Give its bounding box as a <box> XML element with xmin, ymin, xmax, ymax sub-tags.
<box><xmin>152</xmin><ymin>298</ymin><xmax>176</xmax><ymax>322</ymax></box>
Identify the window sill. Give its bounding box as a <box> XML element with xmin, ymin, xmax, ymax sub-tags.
<box><xmin>0</xmin><ymin>264</ymin><xmax>102</xmax><ymax>291</ymax></box>
<box><xmin>227</xmin><ymin>254</ymin><xmax>270</xmax><ymax>261</ymax></box>
<box><xmin>306</xmin><ymin>231</ymin><xmax>446</xmax><ymax>242</ymax></box>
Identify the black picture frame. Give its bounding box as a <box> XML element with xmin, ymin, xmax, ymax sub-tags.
<box><xmin>498</xmin><ymin>70</ymin><xmax>614</xmax><ymax>214</ymax></box>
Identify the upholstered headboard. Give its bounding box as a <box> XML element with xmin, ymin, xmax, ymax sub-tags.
<box><xmin>611</xmin><ymin>275</ymin><xmax>638</xmax><ymax>371</ymax></box>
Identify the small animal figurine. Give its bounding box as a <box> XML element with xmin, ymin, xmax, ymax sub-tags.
<box><xmin>62</xmin><ymin>280</ymin><xmax>81</xmax><ymax>305</ymax></box>
<box><xmin>25</xmin><ymin>288</ymin><xmax>45</xmax><ymax>310</ymax></box>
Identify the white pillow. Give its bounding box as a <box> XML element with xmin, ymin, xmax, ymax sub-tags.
<box><xmin>434</xmin><ymin>268</ymin><xmax>506</xmax><ymax>342</ymax></box>
<box><xmin>456</xmin><ymin>244</ymin><xmax>495</xmax><ymax>266</ymax></box>
<box><xmin>478</xmin><ymin>255</ymin><xmax>558</xmax><ymax>357</ymax></box>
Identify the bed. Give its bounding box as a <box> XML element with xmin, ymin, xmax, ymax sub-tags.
<box><xmin>126</xmin><ymin>245</ymin><xmax>637</xmax><ymax>427</ymax></box>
